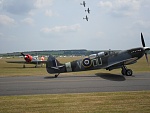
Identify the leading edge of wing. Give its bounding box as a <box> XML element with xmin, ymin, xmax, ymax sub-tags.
<box><xmin>6</xmin><ymin>60</ymin><xmax>47</xmax><ymax>64</ymax></box>
<box><xmin>105</xmin><ymin>57</ymin><xmax>138</xmax><ymax>70</ymax></box>
<box><xmin>6</xmin><ymin>61</ymin><xmax>26</xmax><ymax>63</ymax></box>
<box><xmin>27</xmin><ymin>60</ymin><xmax>47</xmax><ymax>64</ymax></box>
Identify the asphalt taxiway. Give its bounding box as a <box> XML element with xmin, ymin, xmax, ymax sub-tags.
<box><xmin>0</xmin><ymin>73</ymin><xmax>150</xmax><ymax>96</ymax></box>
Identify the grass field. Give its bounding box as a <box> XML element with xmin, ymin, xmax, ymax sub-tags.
<box><xmin>0</xmin><ymin>56</ymin><xmax>150</xmax><ymax>113</ymax></box>
<box><xmin>0</xmin><ymin>55</ymin><xmax>150</xmax><ymax>77</ymax></box>
<box><xmin>0</xmin><ymin>91</ymin><xmax>150</xmax><ymax>113</ymax></box>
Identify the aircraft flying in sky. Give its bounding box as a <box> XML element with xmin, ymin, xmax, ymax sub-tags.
<box><xmin>85</xmin><ymin>8</ymin><xmax>90</xmax><ymax>14</ymax></box>
<box><xmin>80</xmin><ymin>1</ymin><xmax>86</xmax><ymax>7</ymax></box>
<box><xmin>83</xmin><ymin>15</ymin><xmax>88</xmax><ymax>21</ymax></box>
<box><xmin>46</xmin><ymin>33</ymin><xmax>150</xmax><ymax>78</ymax></box>
<box><xmin>6</xmin><ymin>53</ymin><xmax>47</xmax><ymax>68</ymax></box>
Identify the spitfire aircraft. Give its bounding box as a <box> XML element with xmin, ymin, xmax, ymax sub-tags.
<box><xmin>80</xmin><ymin>1</ymin><xmax>86</xmax><ymax>7</ymax></box>
<box><xmin>46</xmin><ymin>33</ymin><xmax>150</xmax><ymax>78</ymax></box>
<box><xmin>85</xmin><ymin>8</ymin><xmax>90</xmax><ymax>14</ymax></box>
<box><xmin>6</xmin><ymin>53</ymin><xmax>47</xmax><ymax>68</ymax></box>
<box><xmin>83</xmin><ymin>15</ymin><xmax>88</xmax><ymax>21</ymax></box>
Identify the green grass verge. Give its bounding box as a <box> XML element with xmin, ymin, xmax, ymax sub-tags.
<box><xmin>0</xmin><ymin>91</ymin><xmax>150</xmax><ymax>113</ymax></box>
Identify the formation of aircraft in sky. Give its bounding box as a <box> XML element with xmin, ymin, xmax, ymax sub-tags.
<box><xmin>46</xmin><ymin>33</ymin><xmax>150</xmax><ymax>78</ymax></box>
<box><xmin>81</xmin><ymin>1</ymin><xmax>90</xmax><ymax>21</ymax></box>
<box><xmin>6</xmin><ymin>53</ymin><xmax>47</xmax><ymax>68</ymax></box>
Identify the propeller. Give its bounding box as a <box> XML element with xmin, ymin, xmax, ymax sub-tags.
<box><xmin>141</xmin><ymin>32</ymin><xmax>150</xmax><ymax>65</ymax></box>
<box><xmin>141</xmin><ymin>33</ymin><xmax>145</xmax><ymax>47</ymax></box>
<box><xmin>21</xmin><ymin>52</ymin><xmax>32</xmax><ymax>63</ymax></box>
<box><xmin>21</xmin><ymin>53</ymin><xmax>25</xmax><ymax>57</ymax></box>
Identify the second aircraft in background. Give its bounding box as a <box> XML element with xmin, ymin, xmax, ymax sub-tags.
<box><xmin>6</xmin><ymin>53</ymin><xmax>47</xmax><ymax>68</ymax></box>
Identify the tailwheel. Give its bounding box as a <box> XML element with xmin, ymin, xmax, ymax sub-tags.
<box><xmin>55</xmin><ymin>73</ymin><xmax>60</xmax><ymax>78</ymax></box>
<box><xmin>121</xmin><ymin>66</ymin><xmax>133</xmax><ymax>76</ymax></box>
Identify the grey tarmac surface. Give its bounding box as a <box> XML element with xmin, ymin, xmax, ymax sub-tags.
<box><xmin>0</xmin><ymin>73</ymin><xmax>150</xmax><ymax>96</ymax></box>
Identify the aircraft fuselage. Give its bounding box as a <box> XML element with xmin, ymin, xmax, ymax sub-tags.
<box><xmin>46</xmin><ymin>47</ymin><xmax>145</xmax><ymax>74</ymax></box>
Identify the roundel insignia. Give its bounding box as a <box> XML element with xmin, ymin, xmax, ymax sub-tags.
<box><xmin>82</xmin><ymin>58</ymin><xmax>92</xmax><ymax>68</ymax></box>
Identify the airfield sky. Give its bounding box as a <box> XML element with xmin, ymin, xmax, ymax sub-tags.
<box><xmin>0</xmin><ymin>0</ymin><xmax>150</xmax><ymax>53</ymax></box>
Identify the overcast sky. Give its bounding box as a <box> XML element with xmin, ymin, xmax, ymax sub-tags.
<box><xmin>0</xmin><ymin>0</ymin><xmax>150</xmax><ymax>53</ymax></box>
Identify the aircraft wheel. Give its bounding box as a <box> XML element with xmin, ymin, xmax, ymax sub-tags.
<box><xmin>55</xmin><ymin>73</ymin><xmax>60</xmax><ymax>78</ymax></box>
<box><xmin>126</xmin><ymin>69</ymin><xmax>133</xmax><ymax>76</ymax></box>
<box><xmin>121</xmin><ymin>69</ymin><xmax>126</xmax><ymax>75</ymax></box>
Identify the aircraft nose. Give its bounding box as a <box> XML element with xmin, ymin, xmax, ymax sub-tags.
<box><xmin>144</xmin><ymin>47</ymin><xmax>150</xmax><ymax>53</ymax></box>
<box><xmin>130</xmin><ymin>48</ymin><xmax>145</xmax><ymax>59</ymax></box>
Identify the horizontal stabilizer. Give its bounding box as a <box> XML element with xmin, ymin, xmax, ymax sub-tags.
<box><xmin>51</xmin><ymin>65</ymin><xmax>64</xmax><ymax>70</ymax></box>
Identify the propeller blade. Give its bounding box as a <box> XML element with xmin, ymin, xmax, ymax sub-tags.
<box><xmin>141</xmin><ymin>32</ymin><xmax>145</xmax><ymax>47</ymax></box>
<box><xmin>145</xmin><ymin>53</ymin><xmax>149</xmax><ymax>65</ymax></box>
<box><xmin>21</xmin><ymin>53</ymin><xmax>25</xmax><ymax>56</ymax></box>
<box><xmin>141</xmin><ymin>33</ymin><xmax>150</xmax><ymax>65</ymax></box>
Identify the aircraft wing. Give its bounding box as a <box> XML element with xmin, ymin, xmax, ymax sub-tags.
<box><xmin>30</xmin><ymin>60</ymin><xmax>47</xmax><ymax>64</ymax></box>
<box><xmin>6</xmin><ymin>60</ymin><xmax>47</xmax><ymax>64</ymax></box>
<box><xmin>6</xmin><ymin>61</ymin><xmax>26</xmax><ymax>64</ymax></box>
<box><xmin>105</xmin><ymin>57</ymin><xmax>138</xmax><ymax>70</ymax></box>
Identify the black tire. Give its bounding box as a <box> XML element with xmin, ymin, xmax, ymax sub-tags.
<box><xmin>121</xmin><ymin>69</ymin><xmax>126</xmax><ymax>75</ymax></box>
<box><xmin>126</xmin><ymin>69</ymin><xmax>133</xmax><ymax>76</ymax></box>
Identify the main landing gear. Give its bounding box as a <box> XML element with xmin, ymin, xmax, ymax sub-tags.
<box><xmin>121</xmin><ymin>65</ymin><xmax>133</xmax><ymax>76</ymax></box>
<box><xmin>55</xmin><ymin>73</ymin><xmax>60</xmax><ymax>78</ymax></box>
<box><xmin>23</xmin><ymin>64</ymin><xmax>26</xmax><ymax>68</ymax></box>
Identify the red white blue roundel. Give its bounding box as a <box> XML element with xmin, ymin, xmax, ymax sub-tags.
<box><xmin>82</xmin><ymin>58</ymin><xmax>92</xmax><ymax>68</ymax></box>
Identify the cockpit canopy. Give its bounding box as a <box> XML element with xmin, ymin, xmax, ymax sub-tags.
<box><xmin>88</xmin><ymin>52</ymin><xmax>108</xmax><ymax>59</ymax></box>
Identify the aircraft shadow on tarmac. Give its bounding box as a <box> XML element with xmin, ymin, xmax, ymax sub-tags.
<box><xmin>44</xmin><ymin>75</ymin><xmax>97</xmax><ymax>79</ymax></box>
<box><xmin>44</xmin><ymin>73</ymin><xmax>126</xmax><ymax>81</ymax></box>
<box><xmin>95</xmin><ymin>73</ymin><xmax>126</xmax><ymax>81</ymax></box>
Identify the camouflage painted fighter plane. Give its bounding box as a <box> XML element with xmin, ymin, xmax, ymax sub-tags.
<box><xmin>7</xmin><ymin>53</ymin><xmax>47</xmax><ymax>68</ymax></box>
<box><xmin>46</xmin><ymin>33</ymin><xmax>150</xmax><ymax>78</ymax></box>
<box><xmin>85</xmin><ymin>8</ymin><xmax>90</xmax><ymax>14</ymax></box>
<box><xmin>83</xmin><ymin>15</ymin><xmax>88</xmax><ymax>21</ymax></box>
<box><xmin>80</xmin><ymin>1</ymin><xmax>86</xmax><ymax>7</ymax></box>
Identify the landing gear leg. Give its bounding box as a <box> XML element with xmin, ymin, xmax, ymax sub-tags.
<box><xmin>121</xmin><ymin>65</ymin><xmax>133</xmax><ymax>76</ymax></box>
<box><xmin>23</xmin><ymin>64</ymin><xmax>26</xmax><ymax>68</ymax></box>
<box><xmin>55</xmin><ymin>73</ymin><xmax>60</xmax><ymax>78</ymax></box>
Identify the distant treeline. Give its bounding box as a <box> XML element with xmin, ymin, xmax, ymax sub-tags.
<box><xmin>0</xmin><ymin>49</ymin><xmax>90</xmax><ymax>57</ymax></box>
<box><xmin>1</xmin><ymin>49</ymin><xmax>149</xmax><ymax>57</ymax></box>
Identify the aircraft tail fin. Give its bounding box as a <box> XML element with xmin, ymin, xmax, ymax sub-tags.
<box><xmin>46</xmin><ymin>55</ymin><xmax>64</xmax><ymax>74</ymax></box>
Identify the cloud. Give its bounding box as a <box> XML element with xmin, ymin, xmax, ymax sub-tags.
<box><xmin>0</xmin><ymin>15</ymin><xmax>15</xmax><ymax>26</ymax></box>
<box><xmin>1</xmin><ymin>0</ymin><xmax>53</xmax><ymax>15</ymax></box>
<box><xmin>99</xmin><ymin>1</ymin><xmax>113</xmax><ymax>8</ymax></box>
<box><xmin>98</xmin><ymin>0</ymin><xmax>140</xmax><ymax>17</ymax></box>
<box><xmin>41</xmin><ymin>24</ymin><xmax>81</xmax><ymax>33</ymax></box>
<box><xmin>2</xmin><ymin>0</ymin><xmax>34</xmax><ymax>15</ymax></box>
<box><xmin>34</xmin><ymin>0</ymin><xmax>53</xmax><ymax>8</ymax></box>
<box><xmin>0</xmin><ymin>32</ymin><xmax>3</xmax><ymax>38</ymax></box>
<box><xmin>45</xmin><ymin>10</ymin><xmax>53</xmax><ymax>17</ymax></box>
<box><xmin>21</xmin><ymin>18</ymin><xmax>35</xmax><ymax>26</ymax></box>
<box><xmin>133</xmin><ymin>20</ymin><xmax>150</xmax><ymax>29</ymax></box>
